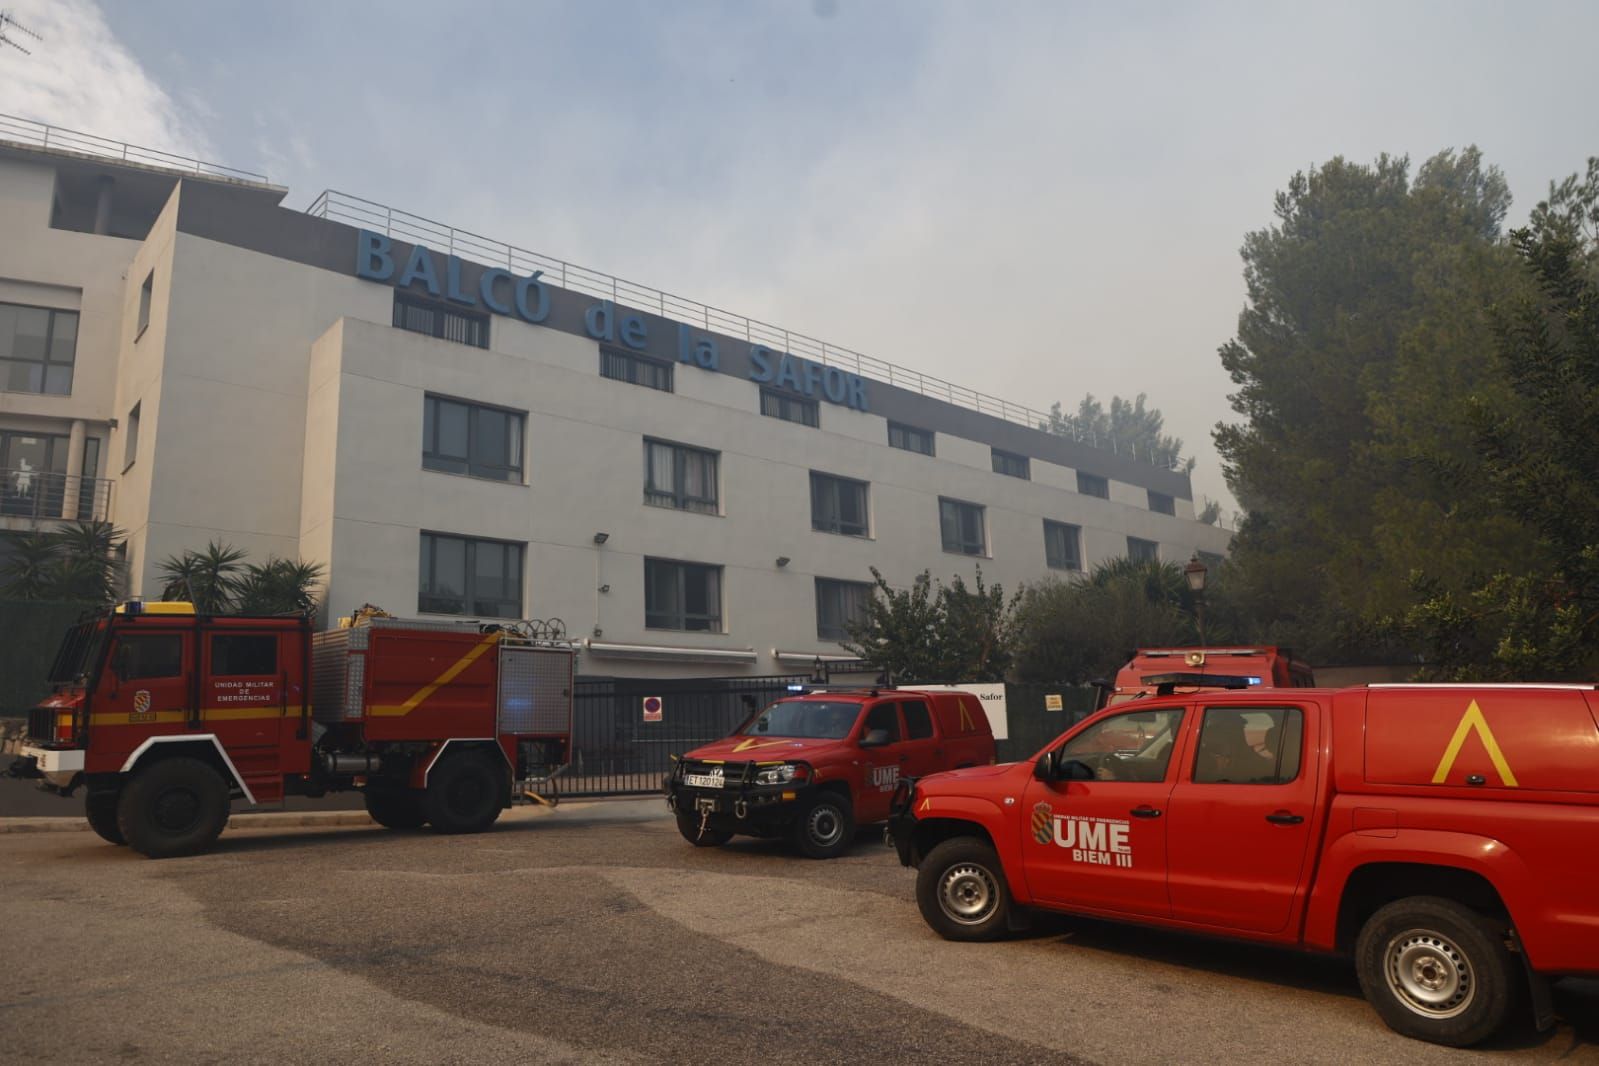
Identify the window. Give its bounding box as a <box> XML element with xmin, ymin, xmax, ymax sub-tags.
<box><xmin>211</xmin><ymin>634</ymin><xmax>277</xmax><ymax>676</ymax></box>
<box><xmin>1127</xmin><ymin>536</ymin><xmax>1158</xmax><ymax>563</ymax></box>
<box><xmin>393</xmin><ymin>291</ymin><xmax>489</xmax><ymax>348</ymax></box>
<box><xmin>1077</xmin><ymin>471</ymin><xmax>1109</xmax><ymax>498</ymax></box>
<box><xmin>601</xmin><ymin>345</ymin><xmax>673</xmax><ymax>392</ymax></box>
<box><xmin>939</xmin><ymin>497</ymin><xmax>986</xmax><ymax>556</ymax></box>
<box><xmin>644</xmin><ymin>439</ymin><xmax>719</xmax><ymax>514</ymax></box>
<box><xmin>815</xmin><ymin>577</ymin><xmax>872</xmax><ymax>641</ymax></box>
<box><xmin>419</xmin><ymin>532</ymin><xmax>524</xmax><ymax>618</ymax></box>
<box><xmin>0</xmin><ymin>302</ymin><xmax>79</xmax><ymax>395</ymax></box>
<box><xmin>1044</xmin><ymin>520</ymin><xmax>1082</xmax><ymax>570</ymax></box>
<box><xmin>645</xmin><ymin>558</ymin><xmax>723</xmax><ymax>631</ymax></box>
<box><xmin>760</xmin><ymin>388</ymin><xmax>818</xmax><ymax>427</ymax></box>
<box><xmin>1192</xmin><ymin>708</ymin><xmax>1304</xmax><ymax>785</ymax></box>
<box><xmin>902</xmin><ymin>699</ymin><xmax>934</xmax><ymax>740</ymax></box>
<box><xmin>992</xmin><ymin>449</ymin><xmax>1030</xmax><ymax>479</ymax></box>
<box><xmin>116</xmin><ymin>633</ymin><xmax>183</xmax><ymax>680</ymax></box>
<box><xmin>122</xmin><ymin>402</ymin><xmax>141</xmax><ymax>472</ymax></box>
<box><xmin>1148</xmin><ymin>490</ymin><xmax>1175</xmax><ymax>515</ymax></box>
<box><xmin>888</xmin><ymin>422</ymin><xmax>934</xmax><ymax>456</ymax></box>
<box><xmin>864</xmin><ymin>702</ymin><xmax>901</xmax><ymax>742</ymax></box>
<box><xmin>810</xmin><ymin>472</ymin><xmax>869</xmax><ymax>537</ymax></box>
<box><xmin>137</xmin><ymin>271</ymin><xmax>152</xmax><ymax>339</ymax></box>
<box><xmin>1198</xmin><ymin>550</ymin><xmax>1225</xmax><ymax>571</ymax></box>
<box><xmin>423</xmin><ymin>395</ymin><xmax>524</xmax><ymax>482</ymax></box>
<box><xmin>1058</xmin><ymin>707</ymin><xmax>1186</xmax><ymax>783</ymax></box>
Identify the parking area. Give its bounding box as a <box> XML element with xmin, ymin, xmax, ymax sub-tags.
<box><xmin>2</xmin><ymin>800</ymin><xmax>1596</xmax><ymax>1064</ymax></box>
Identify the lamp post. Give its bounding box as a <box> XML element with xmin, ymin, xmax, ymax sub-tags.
<box><xmin>1183</xmin><ymin>553</ymin><xmax>1209</xmax><ymax>646</ymax></box>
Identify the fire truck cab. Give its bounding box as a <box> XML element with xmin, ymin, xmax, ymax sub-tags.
<box><xmin>1099</xmin><ymin>645</ymin><xmax>1315</xmax><ymax>707</ymax></box>
<box><xmin>16</xmin><ymin>602</ymin><xmax>576</xmax><ymax>858</ymax></box>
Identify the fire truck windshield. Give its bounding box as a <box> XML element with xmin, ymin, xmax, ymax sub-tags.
<box><xmin>47</xmin><ymin>620</ymin><xmax>105</xmax><ymax>685</ymax></box>
<box><xmin>742</xmin><ymin>700</ymin><xmax>860</xmax><ymax>739</ymax></box>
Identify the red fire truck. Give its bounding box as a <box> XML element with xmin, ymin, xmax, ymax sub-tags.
<box><xmin>15</xmin><ymin>602</ymin><xmax>576</xmax><ymax>858</ymax></box>
<box><xmin>1097</xmin><ymin>645</ymin><xmax>1315</xmax><ymax>707</ymax></box>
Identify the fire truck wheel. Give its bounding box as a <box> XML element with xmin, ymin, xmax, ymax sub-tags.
<box><xmin>84</xmin><ymin>790</ymin><xmax>126</xmax><ymax>845</ymax></box>
<box><xmin>1355</xmin><ymin>896</ymin><xmax>1520</xmax><ymax>1047</ymax></box>
<box><xmin>675</xmin><ymin>811</ymin><xmax>733</xmax><ymax>846</ymax></box>
<box><xmin>916</xmin><ymin>837</ymin><xmax>1013</xmax><ymax>941</ymax></box>
<box><xmin>117</xmin><ymin>756</ymin><xmax>230</xmax><ymax>859</ymax></box>
<box><xmin>790</xmin><ymin>792</ymin><xmax>854</xmax><ymax>858</ymax></box>
<box><xmin>364</xmin><ymin>785</ymin><xmax>428</xmax><ymax>830</ymax></box>
<box><xmin>423</xmin><ymin>751</ymin><xmax>504</xmax><ymax>834</ymax></box>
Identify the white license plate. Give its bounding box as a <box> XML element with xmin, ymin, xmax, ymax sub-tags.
<box><xmin>685</xmin><ymin>773</ymin><xmax>724</xmax><ymax>789</ymax></box>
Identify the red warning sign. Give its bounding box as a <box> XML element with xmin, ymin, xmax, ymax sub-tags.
<box><xmin>642</xmin><ymin>696</ymin><xmax>663</xmax><ymax>723</ymax></box>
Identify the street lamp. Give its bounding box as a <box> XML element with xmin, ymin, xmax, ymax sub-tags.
<box><xmin>1183</xmin><ymin>553</ymin><xmax>1209</xmax><ymax>646</ymax></box>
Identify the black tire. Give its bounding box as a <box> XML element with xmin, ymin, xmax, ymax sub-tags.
<box><xmin>423</xmin><ymin>751</ymin><xmax>505</xmax><ymax>834</ymax></box>
<box><xmin>84</xmin><ymin>790</ymin><xmax>126</xmax><ymax>845</ymax></box>
<box><xmin>916</xmin><ymin>837</ymin><xmax>1013</xmax><ymax>941</ymax></box>
<box><xmin>790</xmin><ymin>792</ymin><xmax>854</xmax><ymax>859</ymax></box>
<box><xmin>365</xmin><ymin>785</ymin><xmax>428</xmax><ymax>830</ymax></box>
<box><xmin>675</xmin><ymin>811</ymin><xmax>734</xmax><ymax>847</ymax></box>
<box><xmin>117</xmin><ymin>756</ymin><xmax>230</xmax><ymax>859</ymax></box>
<box><xmin>1355</xmin><ymin>895</ymin><xmax>1520</xmax><ymax>1047</ymax></box>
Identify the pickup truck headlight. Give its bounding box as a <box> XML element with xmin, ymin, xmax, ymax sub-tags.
<box><xmin>754</xmin><ymin>763</ymin><xmax>807</xmax><ymax>786</ymax></box>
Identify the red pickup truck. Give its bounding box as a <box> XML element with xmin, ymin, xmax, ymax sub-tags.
<box><xmin>889</xmin><ymin>684</ymin><xmax>1599</xmax><ymax>1046</ymax></box>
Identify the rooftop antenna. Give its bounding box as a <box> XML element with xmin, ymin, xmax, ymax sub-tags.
<box><xmin>0</xmin><ymin>10</ymin><xmax>42</xmax><ymax>55</ymax></box>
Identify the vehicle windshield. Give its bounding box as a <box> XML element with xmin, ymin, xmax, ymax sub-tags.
<box><xmin>741</xmin><ymin>699</ymin><xmax>860</xmax><ymax>739</ymax></box>
<box><xmin>47</xmin><ymin>620</ymin><xmax>106</xmax><ymax>685</ymax></box>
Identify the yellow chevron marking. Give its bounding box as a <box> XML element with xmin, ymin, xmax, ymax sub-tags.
<box><xmin>1432</xmin><ymin>700</ymin><xmax>1519</xmax><ymax>787</ymax></box>
<box><xmin>368</xmin><ymin>631</ymin><xmax>503</xmax><ymax>717</ymax></box>
<box><xmin>958</xmin><ymin>702</ymin><xmax>976</xmax><ymax>730</ymax></box>
<box><xmin>732</xmin><ymin>738</ymin><xmax>794</xmax><ymax>753</ymax></box>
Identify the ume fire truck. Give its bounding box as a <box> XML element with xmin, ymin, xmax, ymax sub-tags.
<box><xmin>14</xmin><ymin>601</ymin><xmax>577</xmax><ymax>858</ymax></box>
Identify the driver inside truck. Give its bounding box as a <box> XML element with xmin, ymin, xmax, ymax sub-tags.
<box><xmin>1195</xmin><ymin>712</ymin><xmax>1275</xmax><ymax>783</ymax></box>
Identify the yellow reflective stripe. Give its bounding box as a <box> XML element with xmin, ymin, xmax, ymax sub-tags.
<box><xmin>731</xmin><ymin>738</ymin><xmax>793</xmax><ymax>753</ymax></box>
<box><xmin>88</xmin><ymin>707</ymin><xmax>286</xmax><ymax>726</ymax></box>
<box><xmin>1432</xmin><ymin>699</ymin><xmax>1519</xmax><ymax>787</ymax></box>
<box><xmin>368</xmin><ymin>631</ymin><xmax>502</xmax><ymax>718</ymax></box>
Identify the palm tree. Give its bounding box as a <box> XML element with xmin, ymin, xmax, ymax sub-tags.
<box><xmin>49</xmin><ymin>520</ymin><xmax>126</xmax><ymax>604</ymax></box>
<box><xmin>157</xmin><ymin>540</ymin><xmax>247</xmax><ymax>614</ymax></box>
<box><xmin>0</xmin><ymin>532</ymin><xmax>61</xmax><ymax>599</ymax></box>
<box><xmin>233</xmin><ymin>558</ymin><xmax>325</xmax><ymax>615</ymax></box>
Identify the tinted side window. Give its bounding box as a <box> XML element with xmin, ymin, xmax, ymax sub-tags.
<box><xmin>864</xmin><ymin>703</ymin><xmax>901</xmax><ymax>742</ymax></box>
<box><xmin>118</xmin><ymin>634</ymin><xmax>183</xmax><ymax>679</ymax></box>
<box><xmin>1192</xmin><ymin>708</ymin><xmax>1303</xmax><ymax>784</ymax></box>
<box><xmin>902</xmin><ymin>700</ymin><xmax>934</xmax><ymax>739</ymax></box>
<box><xmin>1059</xmin><ymin>708</ymin><xmax>1185</xmax><ymax>783</ymax></box>
<box><xmin>212</xmin><ymin>634</ymin><xmax>277</xmax><ymax>676</ymax></box>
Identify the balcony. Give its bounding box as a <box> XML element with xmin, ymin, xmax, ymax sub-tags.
<box><xmin>0</xmin><ymin>469</ymin><xmax>113</xmax><ymax>526</ymax></box>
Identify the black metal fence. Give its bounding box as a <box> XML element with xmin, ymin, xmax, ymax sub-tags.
<box><xmin>565</xmin><ymin>675</ymin><xmax>805</xmax><ymax>796</ymax></box>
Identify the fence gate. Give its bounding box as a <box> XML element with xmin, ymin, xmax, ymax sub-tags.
<box><xmin>566</xmin><ymin>675</ymin><xmax>805</xmax><ymax>796</ymax></box>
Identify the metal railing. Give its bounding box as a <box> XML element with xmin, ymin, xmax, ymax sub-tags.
<box><xmin>306</xmin><ymin>188</ymin><xmax>1185</xmax><ymax>470</ymax></box>
<box><xmin>0</xmin><ymin>470</ymin><xmax>114</xmax><ymax>523</ymax></box>
<box><xmin>0</xmin><ymin>112</ymin><xmax>270</xmax><ymax>184</ymax></box>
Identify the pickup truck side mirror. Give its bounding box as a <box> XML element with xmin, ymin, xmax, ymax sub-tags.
<box><xmin>1033</xmin><ymin>750</ymin><xmax>1058</xmax><ymax>781</ymax></box>
<box><xmin>860</xmin><ymin>728</ymin><xmax>891</xmax><ymax>748</ymax></box>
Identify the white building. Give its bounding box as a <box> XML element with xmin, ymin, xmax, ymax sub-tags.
<box><xmin>0</xmin><ymin>118</ymin><xmax>1230</xmax><ymax>679</ymax></box>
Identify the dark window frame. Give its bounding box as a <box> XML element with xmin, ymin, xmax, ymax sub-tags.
<box><xmin>1044</xmin><ymin>520</ymin><xmax>1082</xmax><ymax>570</ymax></box>
<box><xmin>600</xmin><ymin>345</ymin><xmax>673</xmax><ymax>392</ymax></box>
<box><xmin>1127</xmin><ymin>536</ymin><xmax>1159</xmax><ymax>563</ymax></box>
<box><xmin>992</xmin><ymin>449</ymin><xmax>1030</xmax><ymax>479</ymax></box>
<box><xmin>1148</xmin><ymin>490</ymin><xmax>1176</xmax><ymax>515</ymax></box>
<box><xmin>393</xmin><ymin>290</ymin><xmax>491</xmax><ymax>349</ymax></box>
<box><xmin>760</xmin><ymin>388</ymin><xmax>819</xmax><ymax>428</ymax></box>
<box><xmin>1077</xmin><ymin>471</ymin><xmax>1109</xmax><ymax>499</ymax></box>
<box><xmin>422</xmin><ymin>394</ymin><xmax>525</xmax><ymax>483</ymax></box>
<box><xmin>210</xmin><ymin>634</ymin><xmax>278</xmax><ymax>677</ymax></box>
<box><xmin>888</xmin><ymin>421</ymin><xmax>935</xmax><ymax>456</ymax></box>
<box><xmin>418</xmin><ymin>531</ymin><xmax>525</xmax><ymax>619</ymax></box>
<box><xmin>115</xmin><ymin>632</ymin><xmax>184</xmax><ymax>680</ymax></box>
<box><xmin>939</xmin><ymin>497</ymin><xmax>987</xmax><ymax>556</ymax></box>
<box><xmin>122</xmin><ymin>402</ymin><xmax>141</xmax><ymax>473</ymax></box>
<box><xmin>645</xmin><ymin>557</ymin><xmax>724</xmax><ymax>632</ymax></box>
<box><xmin>815</xmin><ymin>576</ymin><xmax>873</xmax><ymax>641</ymax></box>
<box><xmin>902</xmin><ymin>699</ymin><xmax>934</xmax><ymax>740</ymax></box>
<box><xmin>0</xmin><ymin>301</ymin><xmax>79</xmax><ymax>396</ymax></box>
<box><xmin>810</xmin><ymin>471</ymin><xmax>870</xmax><ymax>537</ymax></box>
<box><xmin>644</xmin><ymin>438</ymin><xmax>720</xmax><ymax>514</ymax></box>
<box><xmin>136</xmin><ymin>272</ymin><xmax>153</xmax><ymax>340</ymax></box>
<box><xmin>1191</xmin><ymin>707</ymin><xmax>1305</xmax><ymax>785</ymax></box>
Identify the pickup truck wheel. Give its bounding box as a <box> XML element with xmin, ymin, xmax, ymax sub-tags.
<box><xmin>423</xmin><ymin>751</ymin><xmax>505</xmax><ymax>834</ymax></box>
<box><xmin>917</xmin><ymin>837</ymin><xmax>1012</xmax><ymax>941</ymax></box>
<box><xmin>364</xmin><ymin>785</ymin><xmax>427</xmax><ymax>830</ymax></box>
<box><xmin>85</xmin><ymin>790</ymin><xmax>126</xmax><ymax>845</ymax></box>
<box><xmin>117</xmin><ymin>757</ymin><xmax>230</xmax><ymax>859</ymax></box>
<box><xmin>675</xmin><ymin>811</ymin><xmax>733</xmax><ymax>846</ymax></box>
<box><xmin>791</xmin><ymin>793</ymin><xmax>854</xmax><ymax>858</ymax></box>
<box><xmin>1355</xmin><ymin>896</ymin><xmax>1518</xmax><ymax>1047</ymax></box>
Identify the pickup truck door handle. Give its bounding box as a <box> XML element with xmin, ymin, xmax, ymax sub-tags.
<box><xmin>1265</xmin><ymin>811</ymin><xmax>1304</xmax><ymax>826</ymax></box>
<box><xmin>1130</xmin><ymin>806</ymin><xmax>1162</xmax><ymax>819</ymax></box>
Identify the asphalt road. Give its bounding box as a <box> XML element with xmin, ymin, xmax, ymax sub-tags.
<box><xmin>2</xmin><ymin>801</ymin><xmax>1595</xmax><ymax>1065</ymax></box>
<box><xmin>0</xmin><ymin>772</ymin><xmax>366</xmax><ymax>818</ymax></box>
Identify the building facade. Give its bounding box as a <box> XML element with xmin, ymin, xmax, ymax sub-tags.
<box><xmin>0</xmin><ymin>126</ymin><xmax>1231</xmax><ymax>679</ymax></box>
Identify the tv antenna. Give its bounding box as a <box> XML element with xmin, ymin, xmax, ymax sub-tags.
<box><xmin>0</xmin><ymin>10</ymin><xmax>42</xmax><ymax>55</ymax></box>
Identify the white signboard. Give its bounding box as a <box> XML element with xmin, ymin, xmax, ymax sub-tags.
<box><xmin>914</xmin><ymin>683</ymin><xmax>1008</xmax><ymax>740</ymax></box>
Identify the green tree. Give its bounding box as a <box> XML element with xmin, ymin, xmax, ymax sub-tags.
<box><xmin>233</xmin><ymin>558</ymin><xmax>326</xmax><ymax>615</ymax></box>
<box><xmin>0</xmin><ymin>532</ymin><xmax>63</xmax><ymax>599</ymax></box>
<box><xmin>1041</xmin><ymin>394</ymin><xmax>1192</xmax><ymax>472</ymax></box>
<box><xmin>1011</xmin><ymin>557</ymin><xmax>1194</xmax><ymax>683</ymax></box>
<box><xmin>1213</xmin><ymin>148</ymin><xmax>1526</xmax><ymax>660</ymax></box>
<box><xmin>844</xmin><ymin>566</ymin><xmax>1019</xmax><ymax>682</ymax></box>
<box><xmin>158</xmin><ymin>540</ymin><xmax>248</xmax><ymax>614</ymax></box>
<box><xmin>0</xmin><ymin>521</ymin><xmax>125</xmax><ymax>604</ymax></box>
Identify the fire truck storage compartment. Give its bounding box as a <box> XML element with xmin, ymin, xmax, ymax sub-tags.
<box><xmin>311</xmin><ymin>625</ymin><xmax>368</xmax><ymax>724</ymax></box>
<box><xmin>498</xmin><ymin>644</ymin><xmax>573</xmax><ymax>734</ymax></box>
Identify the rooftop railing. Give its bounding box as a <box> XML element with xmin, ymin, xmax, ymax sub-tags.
<box><xmin>0</xmin><ymin>112</ymin><xmax>270</xmax><ymax>184</ymax></box>
<box><xmin>306</xmin><ymin>188</ymin><xmax>1187</xmax><ymax>471</ymax></box>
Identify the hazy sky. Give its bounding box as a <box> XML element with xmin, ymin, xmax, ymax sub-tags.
<box><xmin>3</xmin><ymin>0</ymin><xmax>1596</xmax><ymax>515</ymax></box>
